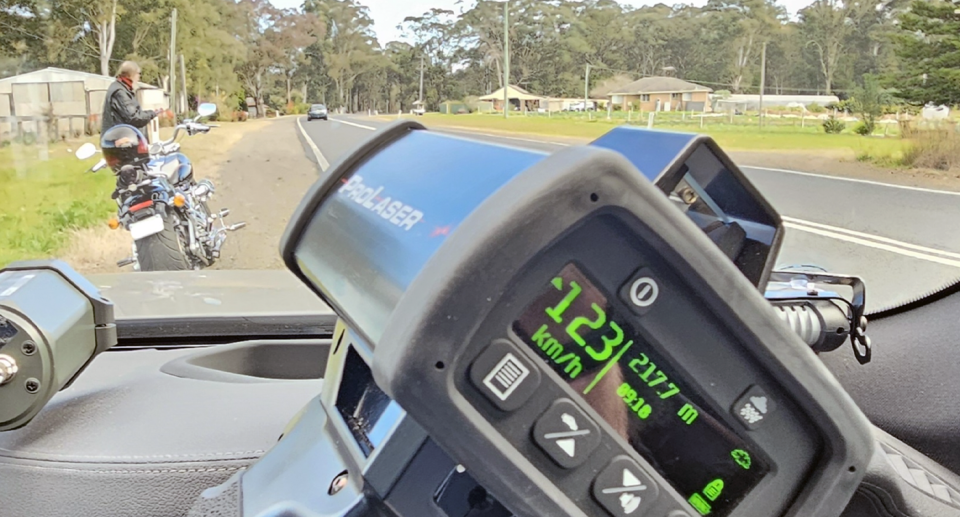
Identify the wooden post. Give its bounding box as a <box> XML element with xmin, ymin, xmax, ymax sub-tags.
<box><xmin>179</xmin><ymin>54</ymin><xmax>187</xmax><ymax>115</ymax></box>
<box><xmin>169</xmin><ymin>8</ymin><xmax>177</xmax><ymax>109</ymax></box>
<box><xmin>647</xmin><ymin>112</ymin><xmax>655</xmax><ymax>129</ymax></box>
<box><xmin>759</xmin><ymin>41</ymin><xmax>767</xmax><ymax>129</ymax></box>
<box><xmin>503</xmin><ymin>1</ymin><xmax>509</xmax><ymax>119</ymax></box>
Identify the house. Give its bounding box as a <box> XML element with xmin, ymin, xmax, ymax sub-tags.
<box><xmin>479</xmin><ymin>85</ymin><xmax>546</xmax><ymax>112</ymax></box>
<box><xmin>608</xmin><ymin>76</ymin><xmax>712</xmax><ymax>112</ymax></box>
<box><xmin>0</xmin><ymin>67</ymin><xmax>166</xmax><ymax>141</ymax></box>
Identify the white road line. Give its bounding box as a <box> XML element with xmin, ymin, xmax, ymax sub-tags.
<box><xmin>296</xmin><ymin>116</ymin><xmax>330</xmax><ymax>171</ymax></box>
<box><xmin>784</xmin><ymin>221</ymin><xmax>960</xmax><ymax>269</ymax></box>
<box><xmin>746</xmin><ymin>165</ymin><xmax>960</xmax><ymax>196</ymax></box>
<box><xmin>331</xmin><ymin>118</ymin><xmax>377</xmax><ymax>130</ymax></box>
<box><xmin>784</xmin><ymin>216</ymin><xmax>960</xmax><ymax>260</ymax></box>
<box><xmin>432</xmin><ymin>128</ymin><xmax>570</xmax><ymax>147</ymax></box>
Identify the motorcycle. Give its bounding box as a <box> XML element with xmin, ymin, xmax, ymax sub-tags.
<box><xmin>74</xmin><ymin>103</ymin><xmax>245</xmax><ymax>271</ymax></box>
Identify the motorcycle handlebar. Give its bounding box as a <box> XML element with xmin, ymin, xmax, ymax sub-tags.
<box><xmin>154</xmin><ymin>121</ymin><xmax>214</xmax><ymax>153</ymax></box>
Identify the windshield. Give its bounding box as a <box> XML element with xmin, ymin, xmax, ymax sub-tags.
<box><xmin>1</xmin><ymin>0</ymin><xmax>957</xmax><ymax>314</ymax></box>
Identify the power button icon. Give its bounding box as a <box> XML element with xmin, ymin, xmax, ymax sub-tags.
<box><xmin>619</xmin><ymin>268</ymin><xmax>661</xmax><ymax>316</ymax></box>
<box><xmin>629</xmin><ymin>277</ymin><xmax>659</xmax><ymax>308</ymax></box>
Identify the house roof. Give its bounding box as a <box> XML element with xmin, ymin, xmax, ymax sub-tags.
<box><xmin>478</xmin><ymin>85</ymin><xmax>544</xmax><ymax>101</ymax></box>
<box><xmin>609</xmin><ymin>76</ymin><xmax>712</xmax><ymax>95</ymax></box>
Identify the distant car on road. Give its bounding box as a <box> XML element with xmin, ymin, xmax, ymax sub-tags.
<box><xmin>307</xmin><ymin>104</ymin><xmax>328</xmax><ymax>121</ymax></box>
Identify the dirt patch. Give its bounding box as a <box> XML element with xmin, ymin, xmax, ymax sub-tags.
<box><xmin>59</xmin><ymin>117</ymin><xmax>317</xmax><ymax>274</ymax></box>
<box><xmin>211</xmin><ymin>117</ymin><xmax>319</xmax><ymax>270</ymax></box>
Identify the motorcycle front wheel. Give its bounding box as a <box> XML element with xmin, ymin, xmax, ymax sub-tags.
<box><xmin>136</xmin><ymin>217</ymin><xmax>192</xmax><ymax>271</ymax></box>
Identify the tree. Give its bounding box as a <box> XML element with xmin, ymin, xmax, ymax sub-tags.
<box><xmin>236</xmin><ymin>0</ymin><xmax>282</xmax><ymax>115</ymax></box>
<box><xmin>705</xmin><ymin>0</ymin><xmax>785</xmax><ymax>92</ymax></box>
<box><xmin>47</xmin><ymin>0</ymin><xmax>120</xmax><ymax>75</ymax></box>
<box><xmin>269</xmin><ymin>10</ymin><xmax>324</xmax><ymax>104</ymax></box>
<box><xmin>799</xmin><ymin>0</ymin><xmax>858</xmax><ymax>94</ymax></box>
<box><xmin>850</xmin><ymin>74</ymin><xmax>892</xmax><ymax>133</ymax></box>
<box><xmin>889</xmin><ymin>0</ymin><xmax>960</xmax><ymax>105</ymax></box>
<box><xmin>304</xmin><ymin>0</ymin><xmax>381</xmax><ymax>111</ymax></box>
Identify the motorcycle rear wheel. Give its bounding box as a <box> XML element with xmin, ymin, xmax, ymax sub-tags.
<box><xmin>136</xmin><ymin>217</ymin><xmax>191</xmax><ymax>271</ymax></box>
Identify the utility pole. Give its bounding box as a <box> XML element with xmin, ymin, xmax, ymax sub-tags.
<box><xmin>419</xmin><ymin>54</ymin><xmax>425</xmax><ymax>107</ymax></box>
<box><xmin>503</xmin><ymin>0</ymin><xmax>509</xmax><ymax>119</ymax></box>
<box><xmin>168</xmin><ymin>8</ymin><xmax>177</xmax><ymax>112</ymax></box>
<box><xmin>179</xmin><ymin>54</ymin><xmax>187</xmax><ymax>115</ymax></box>
<box><xmin>759</xmin><ymin>41</ymin><xmax>767</xmax><ymax>129</ymax></box>
<box><xmin>584</xmin><ymin>63</ymin><xmax>590</xmax><ymax>119</ymax></box>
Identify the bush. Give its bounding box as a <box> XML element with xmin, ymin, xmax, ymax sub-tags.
<box><xmin>822</xmin><ymin>117</ymin><xmax>845</xmax><ymax>134</ymax></box>
<box><xmin>230</xmin><ymin>111</ymin><xmax>248</xmax><ymax>122</ymax></box>
<box><xmin>807</xmin><ymin>103</ymin><xmax>825</xmax><ymax>113</ymax></box>
<box><xmin>284</xmin><ymin>101</ymin><xmax>310</xmax><ymax>115</ymax></box>
<box><xmin>900</xmin><ymin>130</ymin><xmax>960</xmax><ymax>170</ymax></box>
<box><xmin>853</xmin><ymin>121</ymin><xmax>875</xmax><ymax>136</ymax></box>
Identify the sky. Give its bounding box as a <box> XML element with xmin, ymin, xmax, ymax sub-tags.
<box><xmin>268</xmin><ymin>0</ymin><xmax>819</xmax><ymax>45</ymax></box>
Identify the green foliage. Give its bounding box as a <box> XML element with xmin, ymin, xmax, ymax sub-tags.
<box><xmin>850</xmin><ymin>74</ymin><xmax>892</xmax><ymax>135</ymax></box>
<box><xmin>822</xmin><ymin>116</ymin><xmax>845</xmax><ymax>134</ymax></box>
<box><xmin>853</xmin><ymin>121</ymin><xmax>874</xmax><ymax>136</ymax></box>
<box><xmin>889</xmin><ymin>0</ymin><xmax>960</xmax><ymax>106</ymax></box>
<box><xmin>807</xmin><ymin>103</ymin><xmax>825</xmax><ymax>113</ymax></box>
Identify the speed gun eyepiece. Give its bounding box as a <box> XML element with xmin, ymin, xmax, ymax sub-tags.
<box><xmin>0</xmin><ymin>260</ymin><xmax>116</xmax><ymax>431</ymax></box>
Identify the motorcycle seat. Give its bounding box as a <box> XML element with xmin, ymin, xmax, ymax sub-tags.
<box><xmin>0</xmin><ymin>341</ymin><xmax>325</xmax><ymax>517</ymax></box>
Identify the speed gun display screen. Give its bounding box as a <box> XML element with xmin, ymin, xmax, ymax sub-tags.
<box><xmin>512</xmin><ymin>263</ymin><xmax>768</xmax><ymax>517</ymax></box>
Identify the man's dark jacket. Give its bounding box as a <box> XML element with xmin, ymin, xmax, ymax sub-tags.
<box><xmin>101</xmin><ymin>80</ymin><xmax>156</xmax><ymax>132</ymax></box>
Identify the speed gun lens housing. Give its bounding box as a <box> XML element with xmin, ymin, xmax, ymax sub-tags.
<box><xmin>0</xmin><ymin>260</ymin><xmax>116</xmax><ymax>431</ymax></box>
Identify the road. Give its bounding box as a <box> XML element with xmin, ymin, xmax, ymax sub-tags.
<box><xmin>296</xmin><ymin>114</ymin><xmax>960</xmax><ymax>313</ymax></box>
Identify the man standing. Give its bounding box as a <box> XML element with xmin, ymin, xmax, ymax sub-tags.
<box><xmin>101</xmin><ymin>61</ymin><xmax>165</xmax><ymax>132</ymax></box>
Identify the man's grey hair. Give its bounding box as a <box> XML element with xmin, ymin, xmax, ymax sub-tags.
<box><xmin>117</xmin><ymin>61</ymin><xmax>141</xmax><ymax>79</ymax></box>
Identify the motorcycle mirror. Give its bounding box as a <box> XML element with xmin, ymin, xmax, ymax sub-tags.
<box><xmin>149</xmin><ymin>142</ymin><xmax>162</xmax><ymax>155</ymax></box>
<box><xmin>90</xmin><ymin>158</ymin><xmax>107</xmax><ymax>173</ymax></box>
<box><xmin>197</xmin><ymin>103</ymin><xmax>217</xmax><ymax>118</ymax></box>
<box><xmin>75</xmin><ymin>143</ymin><xmax>97</xmax><ymax>160</ymax></box>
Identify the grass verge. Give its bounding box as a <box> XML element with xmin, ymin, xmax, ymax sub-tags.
<box><xmin>1</xmin><ymin>119</ymin><xmax>270</xmax><ymax>270</ymax></box>
<box><xmin>403</xmin><ymin>113</ymin><xmax>909</xmax><ymax>157</ymax></box>
<box><xmin>1</xmin><ymin>141</ymin><xmax>116</xmax><ymax>265</ymax></box>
